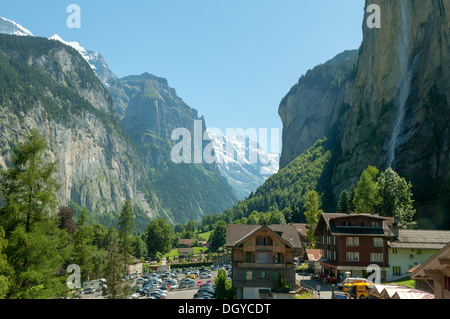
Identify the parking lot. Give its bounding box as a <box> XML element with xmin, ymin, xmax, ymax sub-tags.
<box><xmin>80</xmin><ymin>265</ymin><xmax>224</xmax><ymax>300</ymax></box>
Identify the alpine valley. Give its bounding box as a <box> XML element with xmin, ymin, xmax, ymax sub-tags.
<box><xmin>0</xmin><ymin>17</ymin><xmax>281</xmax><ymax>230</ymax></box>
<box><xmin>1</xmin><ymin>0</ymin><xmax>449</xmax><ymax>233</ymax></box>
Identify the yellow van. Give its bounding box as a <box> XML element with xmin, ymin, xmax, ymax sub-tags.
<box><xmin>344</xmin><ymin>282</ymin><xmax>372</xmax><ymax>299</ymax></box>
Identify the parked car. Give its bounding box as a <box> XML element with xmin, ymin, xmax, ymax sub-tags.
<box><xmin>200</xmin><ymin>273</ymin><xmax>212</xmax><ymax>279</ymax></box>
<box><xmin>147</xmin><ymin>292</ymin><xmax>165</xmax><ymax>299</ymax></box>
<box><xmin>83</xmin><ymin>288</ymin><xmax>96</xmax><ymax>294</ymax></box>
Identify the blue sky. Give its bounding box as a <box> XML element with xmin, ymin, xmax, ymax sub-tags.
<box><xmin>0</xmin><ymin>1</ymin><xmax>364</xmax><ymax>152</ymax></box>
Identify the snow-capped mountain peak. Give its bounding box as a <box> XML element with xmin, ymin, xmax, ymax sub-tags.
<box><xmin>49</xmin><ymin>34</ymin><xmax>94</xmax><ymax>68</ymax></box>
<box><xmin>209</xmin><ymin>132</ymin><xmax>279</xmax><ymax>200</ymax></box>
<box><xmin>0</xmin><ymin>17</ymin><xmax>34</xmax><ymax>37</ymax></box>
<box><xmin>49</xmin><ymin>34</ymin><xmax>117</xmax><ymax>84</ymax></box>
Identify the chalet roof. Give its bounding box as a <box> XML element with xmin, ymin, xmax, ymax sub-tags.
<box><xmin>226</xmin><ymin>224</ymin><xmax>302</xmax><ymax>249</ymax></box>
<box><xmin>305</xmin><ymin>249</ymin><xmax>322</xmax><ymax>261</ymax></box>
<box><xmin>292</xmin><ymin>223</ymin><xmax>308</xmax><ymax>238</ymax></box>
<box><xmin>370</xmin><ymin>284</ymin><xmax>434</xmax><ymax>300</ymax></box>
<box><xmin>314</xmin><ymin>213</ymin><xmax>395</xmax><ymax>237</ymax></box>
<box><xmin>179</xmin><ymin>239</ymin><xmax>195</xmax><ymax>246</ymax></box>
<box><xmin>388</xmin><ymin>230</ymin><xmax>450</xmax><ymax>250</ymax></box>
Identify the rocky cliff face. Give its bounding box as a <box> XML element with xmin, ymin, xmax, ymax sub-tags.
<box><xmin>279</xmin><ymin>0</ymin><xmax>450</xmax><ymax>227</ymax></box>
<box><xmin>278</xmin><ymin>50</ymin><xmax>358</xmax><ymax>168</ymax></box>
<box><xmin>0</xmin><ymin>35</ymin><xmax>156</xmax><ymax>225</ymax></box>
<box><xmin>108</xmin><ymin>73</ymin><xmax>238</xmax><ymax>224</ymax></box>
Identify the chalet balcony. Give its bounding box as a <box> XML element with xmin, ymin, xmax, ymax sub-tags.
<box><xmin>234</xmin><ymin>262</ymin><xmax>295</xmax><ymax>269</ymax></box>
<box><xmin>255</xmin><ymin>245</ymin><xmax>273</xmax><ymax>251</ymax></box>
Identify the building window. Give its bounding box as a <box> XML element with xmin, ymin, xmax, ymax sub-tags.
<box><xmin>392</xmin><ymin>248</ymin><xmax>398</xmax><ymax>254</ymax></box>
<box><xmin>246</xmin><ymin>271</ymin><xmax>253</xmax><ymax>280</ymax></box>
<box><xmin>256</xmin><ymin>252</ymin><xmax>272</xmax><ymax>264</ymax></box>
<box><xmin>259</xmin><ymin>271</ymin><xmax>269</xmax><ymax>279</ymax></box>
<box><xmin>444</xmin><ymin>276</ymin><xmax>450</xmax><ymax>291</ymax></box>
<box><xmin>256</xmin><ymin>236</ymin><xmax>273</xmax><ymax>247</ymax></box>
<box><xmin>346</xmin><ymin>237</ymin><xmax>359</xmax><ymax>247</ymax></box>
<box><xmin>371</xmin><ymin>253</ymin><xmax>384</xmax><ymax>263</ymax></box>
<box><xmin>274</xmin><ymin>253</ymin><xmax>284</xmax><ymax>264</ymax></box>
<box><xmin>346</xmin><ymin>252</ymin><xmax>360</xmax><ymax>262</ymax></box>
<box><xmin>373</xmin><ymin>238</ymin><xmax>383</xmax><ymax>247</ymax></box>
<box><xmin>246</xmin><ymin>242</ymin><xmax>253</xmax><ymax>247</ymax></box>
<box><xmin>417</xmin><ymin>250</ymin><xmax>422</xmax><ymax>255</ymax></box>
<box><xmin>245</xmin><ymin>252</ymin><xmax>253</xmax><ymax>263</ymax></box>
<box><xmin>371</xmin><ymin>222</ymin><xmax>379</xmax><ymax>227</ymax></box>
<box><xmin>393</xmin><ymin>266</ymin><xmax>401</xmax><ymax>276</ymax></box>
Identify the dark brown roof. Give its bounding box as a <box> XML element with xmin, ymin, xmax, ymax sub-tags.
<box><xmin>314</xmin><ymin>213</ymin><xmax>395</xmax><ymax>237</ymax></box>
<box><xmin>226</xmin><ymin>224</ymin><xmax>302</xmax><ymax>249</ymax></box>
<box><xmin>179</xmin><ymin>239</ymin><xmax>195</xmax><ymax>246</ymax></box>
<box><xmin>292</xmin><ymin>223</ymin><xmax>308</xmax><ymax>238</ymax></box>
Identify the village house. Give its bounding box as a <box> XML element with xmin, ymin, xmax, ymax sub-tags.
<box><xmin>292</xmin><ymin>223</ymin><xmax>309</xmax><ymax>257</ymax></box>
<box><xmin>387</xmin><ymin>224</ymin><xmax>450</xmax><ymax>281</ymax></box>
<box><xmin>410</xmin><ymin>241</ymin><xmax>450</xmax><ymax>299</ymax></box>
<box><xmin>179</xmin><ymin>238</ymin><xmax>195</xmax><ymax>247</ymax></box>
<box><xmin>313</xmin><ymin>213</ymin><xmax>395</xmax><ymax>282</ymax></box>
<box><xmin>178</xmin><ymin>248</ymin><xmax>195</xmax><ymax>258</ymax></box>
<box><xmin>226</xmin><ymin>224</ymin><xmax>302</xmax><ymax>299</ymax></box>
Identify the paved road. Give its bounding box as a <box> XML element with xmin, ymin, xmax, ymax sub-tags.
<box><xmin>296</xmin><ymin>273</ymin><xmax>338</xmax><ymax>299</ymax></box>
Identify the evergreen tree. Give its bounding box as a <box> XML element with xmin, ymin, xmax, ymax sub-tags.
<box><xmin>0</xmin><ymin>130</ymin><xmax>70</xmax><ymax>299</ymax></box>
<box><xmin>214</xmin><ymin>269</ymin><xmax>235</xmax><ymax>299</ymax></box>
<box><xmin>0</xmin><ymin>129</ymin><xmax>59</xmax><ymax>234</ymax></box>
<box><xmin>353</xmin><ymin>166</ymin><xmax>380</xmax><ymax>214</ymax></box>
<box><xmin>0</xmin><ymin>226</ymin><xmax>12</xmax><ymax>299</ymax></box>
<box><xmin>104</xmin><ymin>231</ymin><xmax>128</xmax><ymax>299</ymax></box>
<box><xmin>336</xmin><ymin>190</ymin><xmax>350</xmax><ymax>214</ymax></box>
<box><xmin>71</xmin><ymin>216</ymin><xmax>95</xmax><ymax>282</ymax></box>
<box><xmin>117</xmin><ymin>200</ymin><xmax>136</xmax><ymax>272</ymax></box>
<box><xmin>304</xmin><ymin>191</ymin><xmax>323</xmax><ymax>247</ymax></box>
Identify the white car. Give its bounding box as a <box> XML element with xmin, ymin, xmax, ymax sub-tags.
<box><xmin>131</xmin><ymin>293</ymin><xmax>140</xmax><ymax>299</ymax></box>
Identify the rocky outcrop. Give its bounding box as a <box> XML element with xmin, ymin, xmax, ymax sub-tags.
<box><xmin>0</xmin><ymin>35</ymin><xmax>156</xmax><ymax>222</ymax></box>
<box><xmin>279</xmin><ymin>0</ymin><xmax>450</xmax><ymax>227</ymax></box>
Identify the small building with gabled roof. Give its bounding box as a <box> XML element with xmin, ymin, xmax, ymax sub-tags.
<box><xmin>226</xmin><ymin>223</ymin><xmax>302</xmax><ymax>299</ymax></box>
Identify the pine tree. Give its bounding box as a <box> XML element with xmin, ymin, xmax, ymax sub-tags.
<box><xmin>104</xmin><ymin>231</ymin><xmax>128</xmax><ymax>299</ymax></box>
<box><xmin>353</xmin><ymin>166</ymin><xmax>380</xmax><ymax>214</ymax></box>
<box><xmin>117</xmin><ymin>200</ymin><xmax>135</xmax><ymax>273</ymax></box>
<box><xmin>336</xmin><ymin>190</ymin><xmax>350</xmax><ymax>214</ymax></box>
<box><xmin>0</xmin><ymin>129</ymin><xmax>59</xmax><ymax>234</ymax></box>
<box><xmin>0</xmin><ymin>226</ymin><xmax>12</xmax><ymax>299</ymax></box>
<box><xmin>304</xmin><ymin>191</ymin><xmax>323</xmax><ymax>247</ymax></box>
<box><xmin>0</xmin><ymin>129</ymin><xmax>70</xmax><ymax>299</ymax></box>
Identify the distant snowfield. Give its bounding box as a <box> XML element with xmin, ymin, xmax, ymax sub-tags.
<box><xmin>0</xmin><ymin>17</ymin><xmax>34</xmax><ymax>37</ymax></box>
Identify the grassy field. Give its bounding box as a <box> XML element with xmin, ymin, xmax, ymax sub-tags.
<box><xmin>197</xmin><ymin>231</ymin><xmax>212</xmax><ymax>241</ymax></box>
<box><xmin>388</xmin><ymin>277</ymin><xmax>416</xmax><ymax>288</ymax></box>
<box><xmin>163</xmin><ymin>246</ymin><xmax>208</xmax><ymax>258</ymax></box>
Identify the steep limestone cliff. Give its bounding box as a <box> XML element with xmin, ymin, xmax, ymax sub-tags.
<box><xmin>279</xmin><ymin>0</ymin><xmax>450</xmax><ymax>228</ymax></box>
<box><xmin>0</xmin><ymin>35</ymin><xmax>156</xmax><ymax>228</ymax></box>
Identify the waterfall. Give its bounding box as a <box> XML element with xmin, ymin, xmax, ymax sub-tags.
<box><xmin>386</xmin><ymin>0</ymin><xmax>413</xmax><ymax>169</ymax></box>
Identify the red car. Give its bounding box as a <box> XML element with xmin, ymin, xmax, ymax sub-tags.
<box><xmin>196</xmin><ymin>280</ymin><xmax>204</xmax><ymax>287</ymax></box>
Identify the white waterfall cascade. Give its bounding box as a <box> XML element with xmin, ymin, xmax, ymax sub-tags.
<box><xmin>386</xmin><ymin>0</ymin><xmax>413</xmax><ymax>169</ymax></box>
